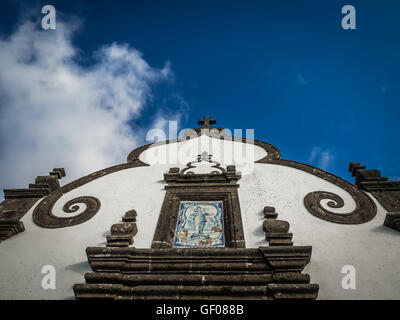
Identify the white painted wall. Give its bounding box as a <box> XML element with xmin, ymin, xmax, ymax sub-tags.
<box><xmin>239</xmin><ymin>163</ymin><xmax>400</xmax><ymax>299</ymax></box>
<box><xmin>140</xmin><ymin>135</ymin><xmax>267</xmax><ymax>175</ymax></box>
<box><xmin>0</xmin><ymin>135</ymin><xmax>398</xmax><ymax>299</ymax></box>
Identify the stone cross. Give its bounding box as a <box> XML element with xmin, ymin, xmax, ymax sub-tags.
<box><xmin>197</xmin><ymin>151</ymin><xmax>212</xmax><ymax>162</ymax></box>
<box><xmin>198</xmin><ymin>117</ymin><xmax>216</xmax><ymax>128</ymax></box>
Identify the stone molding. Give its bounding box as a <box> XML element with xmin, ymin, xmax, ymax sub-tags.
<box><xmin>73</xmin><ymin>246</ymin><xmax>319</xmax><ymax>300</ymax></box>
<box><xmin>0</xmin><ymin>168</ymin><xmax>66</xmax><ymax>242</ymax></box>
<box><xmin>1</xmin><ymin>119</ymin><xmax>379</xmax><ymax>233</ymax></box>
<box><xmin>33</xmin><ymin>196</ymin><xmax>101</xmax><ymax>228</ymax></box>
<box><xmin>383</xmin><ymin>212</ymin><xmax>400</xmax><ymax>232</ymax></box>
<box><xmin>349</xmin><ymin>162</ymin><xmax>400</xmax><ymax>232</ymax></box>
<box><xmin>3</xmin><ymin>168</ymin><xmax>65</xmax><ymax>199</ymax></box>
<box><xmin>127</xmin><ymin>121</ymin><xmax>377</xmax><ymax>225</ymax></box>
<box><xmin>0</xmin><ymin>219</ymin><xmax>25</xmax><ymax>242</ymax></box>
<box><xmin>153</xmin><ymin>161</ymin><xmax>245</xmax><ymax>248</ymax></box>
<box><xmin>106</xmin><ymin>210</ymin><xmax>138</xmax><ymax>247</ymax></box>
<box><xmin>31</xmin><ymin>161</ymin><xmax>145</xmax><ymax>229</ymax></box>
<box><xmin>72</xmin><ymin>197</ymin><xmax>319</xmax><ymax>300</ymax></box>
<box><xmin>262</xmin><ymin>206</ymin><xmax>293</xmax><ymax>246</ymax></box>
<box><xmin>349</xmin><ymin>162</ymin><xmax>400</xmax><ymax>192</ymax></box>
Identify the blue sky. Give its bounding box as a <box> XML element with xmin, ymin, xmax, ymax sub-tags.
<box><xmin>0</xmin><ymin>0</ymin><xmax>399</xmax><ymax>191</ymax></box>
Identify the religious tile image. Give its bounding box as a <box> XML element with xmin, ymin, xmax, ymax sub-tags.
<box><xmin>174</xmin><ymin>201</ymin><xmax>224</xmax><ymax>247</ymax></box>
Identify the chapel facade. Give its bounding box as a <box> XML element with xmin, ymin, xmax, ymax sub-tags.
<box><xmin>0</xmin><ymin>117</ymin><xmax>399</xmax><ymax>300</ymax></box>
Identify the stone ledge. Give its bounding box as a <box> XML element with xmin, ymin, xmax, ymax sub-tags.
<box><xmin>0</xmin><ymin>220</ymin><xmax>25</xmax><ymax>242</ymax></box>
<box><xmin>73</xmin><ymin>282</ymin><xmax>319</xmax><ymax>300</ymax></box>
<box><xmin>74</xmin><ymin>246</ymin><xmax>318</xmax><ymax>300</ymax></box>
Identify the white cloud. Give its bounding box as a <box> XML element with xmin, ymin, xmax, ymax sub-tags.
<box><xmin>308</xmin><ymin>146</ymin><xmax>335</xmax><ymax>171</ymax></box>
<box><xmin>0</xmin><ymin>17</ymin><xmax>183</xmax><ymax>196</ymax></box>
<box><xmin>297</xmin><ymin>73</ymin><xmax>308</xmax><ymax>86</ymax></box>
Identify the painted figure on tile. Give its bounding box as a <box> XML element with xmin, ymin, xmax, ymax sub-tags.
<box><xmin>174</xmin><ymin>201</ymin><xmax>224</xmax><ymax>247</ymax></box>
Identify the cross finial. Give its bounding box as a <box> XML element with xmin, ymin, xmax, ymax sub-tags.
<box><xmin>198</xmin><ymin>116</ymin><xmax>216</xmax><ymax>128</ymax></box>
<box><xmin>197</xmin><ymin>151</ymin><xmax>212</xmax><ymax>162</ymax></box>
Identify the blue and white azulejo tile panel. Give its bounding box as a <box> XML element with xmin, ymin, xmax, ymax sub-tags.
<box><xmin>174</xmin><ymin>201</ymin><xmax>225</xmax><ymax>247</ymax></box>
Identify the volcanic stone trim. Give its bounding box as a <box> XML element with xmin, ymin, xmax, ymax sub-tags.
<box><xmin>349</xmin><ymin>163</ymin><xmax>400</xmax><ymax>216</ymax></box>
<box><xmin>383</xmin><ymin>212</ymin><xmax>400</xmax><ymax>232</ymax></box>
<box><xmin>303</xmin><ymin>190</ymin><xmax>376</xmax><ymax>224</ymax></box>
<box><xmin>22</xmin><ymin>119</ymin><xmax>376</xmax><ymax>230</ymax></box>
<box><xmin>348</xmin><ymin>162</ymin><xmax>396</xmax><ymax>190</ymax></box>
<box><xmin>262</xmin><ymin>207</ymin><xmax>293</xmax><ymax>246</ymax></box>
<box><xmin>273</xmin><ymin>160</ymin><xmax>377</xmax><ymax>224</ymax></box>
<box><xmin>127</xmin><ymin>119</ymin><xmax>376</xmax><ymax>225</ymax></box>
<box><xmin>180</xmin><ymin>151</ymin><xmax>226</xmax><ymax>175</ymax></box>
<box><xmin>73</xmin><ymin>246</ymin><xmax>319</xmax><ymax>300</ymax></box>
<box><xmin>3</xmin><ymin>188</ymin><xmax>49</xmax><ymax>199</ymax></box>
<box><xmin>3</xmin><ymin>167</ymin><xmax>66</xmax><ymax>199</ymax></box>
<box><xmin>32</xmin><ymin>160</ymin><xmax>147</xmax><ymax>229</ymax></box>
<box><xmin>384</xmin><ymin>212</ymin><xmax>400</xmax><ymax>231</ymax></box>
<box><xmin>153</xmin><ymin>164</ymin><xmax>245</xmax><ymax>249</ymax></box>
<box><xmin>106</xmin><ymin>210</ymin><xmax>138</xmax><ymax>247</ymax></box>
<box><xmin>198</xmin><ymin>116</ymin><xmax>216</xmax><ymax>128</ymax></box>
<box><xmin>370</xmin><ymin>191</ymin><xmax>400</xmax><ymax>213</ymax></box>
<box><xmin>49</xmin><ymin>168</ymin><xmax>66</xmax><ymax>179</ymax></box>
<box><xmin>123</xmin><ymin>209</ymin><xmax>137</xmax><ymax>222</ymax></box>
<box><xmin>264</xmin><ymin>206</ymin><xmax>278</xmax><ymax>219</ymax></box>
<box><xmin>33</xmin><ymin>196</ymin><xmax>101</xmax><ymax>228</ymax></box>
<box><xmin>126</xmin><ymin>123</ymin><xmax>281</xmax><ymax>163</ymax></box>
<box><xmin>0</xmin><ymin>168</ymin><xmax>67</xmax><ymax>242</ymax></box>
<box><xmin>0</xmin><ymin>219</ymin><xmax>25</xmax><ymax>242</ymax></box>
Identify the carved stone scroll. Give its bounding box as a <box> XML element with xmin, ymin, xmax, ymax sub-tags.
<box><xmin>32</xmin><ymin>160</ymin><xmax>146</xmax><ymax>228</ymax></box>
<box><xmin>33</xmin><ymin>196</ymin><xmax>101</xmax><ymax>228</ymax></box>
<box><xmin>303</xmin><ymin>190</ymin><xmax>376</xmax><ymax>224</ymax></box>
<box><xmin>126</xmin><ymin>119</ymin><xmax>377</xmax><ymax>225</ymax></box>
<box><xmin>264</xmin><ymin>160</ymin><xmax>378</xmax><ymax>225</ymax></box>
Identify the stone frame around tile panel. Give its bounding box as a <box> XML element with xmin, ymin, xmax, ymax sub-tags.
<box><xmin>174</xmin><ymin>200</ymin><xmax>225</xmax><ymax>248</ymax></box>
<box><xmin>152</xmin><ymin>184</ymin><xmax>245</xmax><ymax>249</ymax></box>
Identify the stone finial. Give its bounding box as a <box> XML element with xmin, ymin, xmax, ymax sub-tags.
<box><xmin>4</xmin><ymin>167</ymin><xmax>66</xmax><ymax>199</ymax></box>
<box><xmin>348</xmin><ymin>163</ymin><xmax>366</xmax><ymax>177</ymax></box>
<box><xmin>262</xmin><ymin>206</ymin><xmax>293</xmax><ymax>246</ymax></box>
<box><xmin>198</xmin><ymin>117</ymin><xmax>216</xmax><ymax>128</ymax></box>
<box><xmin>106</xmin><ymin>210</ymin><xmax>138</xmax><ymax>247</ymax></box>
<box><xmin>348</xmin><ymin>162</ymin><xmax>388</xmax><ymax>186</ymax></box>
<box><xmin>169</xmin><ymin>167</ymin><xmax>180</xmax><ymax>174</ymax></box>
<box><xmin>34</xmin><ymin>176</ymin><xmax>60</xmax><ymax>192</ymax></box>
<box><xmin>263</xmin><ymin>219</ymin><xmax>290</xmax><ymax>234</ymax></box>
<box><xmin>264</xmin><ymin>206</ymin><xmax>278</xmax><ymax>219</ymax></box>
<box><xmin>49</xmin><ymin>168</ymin><xmax>66</xmax><ymax>179</ymax></box>
<box><xmin>123</xmin><ymin>209</ymin><xmax>137</xmax><ymax>222</ymax></box>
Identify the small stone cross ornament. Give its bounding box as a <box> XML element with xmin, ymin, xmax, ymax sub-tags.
<box><xmin>198</xmin><ymin>117</ymin><xmax>216</xmax><ymax>128</ymax></box>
